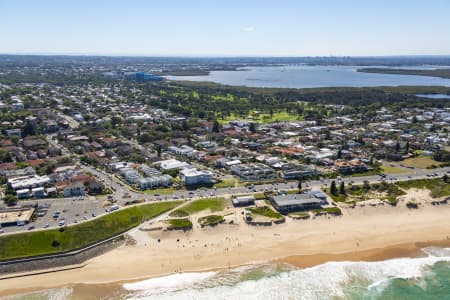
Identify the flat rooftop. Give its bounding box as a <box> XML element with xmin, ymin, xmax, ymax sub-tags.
<box><xmin>0</xmin><ymin>207</ymin><xmax>35</xmax><ymax>225</ymax></box>
<box><xmin>271</xmin><ymin>193</ymin><xmax>322</xmax><ymax>207</ymax></box>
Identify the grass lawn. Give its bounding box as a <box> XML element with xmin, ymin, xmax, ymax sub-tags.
<box><xmin>381</xmin><ymin>164</ymin><xmax>410</xmax><ymax>174</ymax></box>
<box><xmin>198</xmin><ymin>215</ymin><xmax>225</xmax><ymax>227</ymax></box>
<box><xmin>181</xmin><ymin>197</ymin><xmax>227</xmax><ymax>215</ymax></box>
<box><xmin>167</xmin><ymin>218</ymin><xmax>193</xmax><ymax>230</ymax></box>
<box><xmin>343</xmin><ymin>169</ymin><xmax>380</xmax><ymax>177</ymax></box>
<box><xmin>253</xmin><ymin>192</ymin><xmax>267</xmax><ymax>200</ymax></box>
<box><xmin>214</xmin><ymin>178</ymin><xmax>237</xmax><ymax>188</ymax></box>
<box><xmin>168</xmin><ymin>209</ymin><xmax>189</xmax><ymax>218</ymax></box>
<box><xmin>402</xmin><ymin>156</ymin><xmax>439</xmax><ymax>169</ymax></box>
<box><xmin>249</xmin><ymin>206</ymin><xmax>283</xmax><ymax>219</ymax></box>
<box><xmin>256</xmin><ymin>111</ymin><xmax>300</xmax><ymax>123</ymax></box>
<box><xmin>0</xmin><ymin>201</ymin><xmax>182</xmax><ymax>261</ymax></box>
<box><xmin>313</xmin><ymin>207</ymin><xmax>342</xmax><ymax>215</ymax></box>
<box><xmin>396</xmin><ymin>178</ymin><xmax>450</xmax><ymax>198</ymax></box>
<box><xmin>218</xmin><ymin>111</ymin><xmax>299</xmax><ymax>124</ymax></box>
<box><xmin>143</xmin><ymin>187</ymin><xmax>174</xmax><ymax>195</ymax></box>
<box><xmin>327</xmin><ymin>191</ymin><xmax>347</xmax><ymax>202</ymax></box>
<box><xmin>289</xmin><ymin>211</ymin><xmax>310</xmax><ymax>218</ymax></box>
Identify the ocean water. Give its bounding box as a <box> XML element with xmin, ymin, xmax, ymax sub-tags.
<box><xmin>5</xmin><ymin>248</ymin><xmax>450</xmax><ymax>300</ymax></box>
<box><xmin>166</xmin><ymin>65</ymin><xmax>450</xmax><ymax>88</ymax></box>
<box><xmin>121</xmin><ymin>247</ymin><xmax>450</xmax><ymax>300</ymax></box>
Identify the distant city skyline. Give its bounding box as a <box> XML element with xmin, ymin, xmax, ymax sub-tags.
<box><xmin>1</xmin><ymin>0</ymin><xmax>450</xmax><ymax>56</ymax></box>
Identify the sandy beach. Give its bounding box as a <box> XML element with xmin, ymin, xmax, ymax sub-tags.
<box><xmin>1</xmin><ymin>202</ymin><xmax>449</xmax><ymax>297</ymax></box>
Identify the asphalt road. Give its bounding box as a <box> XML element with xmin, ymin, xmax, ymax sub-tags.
<box><xmin>3</xmin><ymin>161</ymin><xmax>449</xmax><ymax>235</ymax></box>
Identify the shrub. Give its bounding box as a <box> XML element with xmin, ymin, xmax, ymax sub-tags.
<box><xmin>406</xmin><ymin>201</ymin><xmax>418</xmax><ymax>209</ymax></box>
<box><xmin>198</xmin><ymin>215</ymin><xmax>225</xmax><ymax>227</ymax></box>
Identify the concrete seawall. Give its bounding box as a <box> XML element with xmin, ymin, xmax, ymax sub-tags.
<box><xmin>0</xmin><ymin>235</ymin><xmax>125</xmax><ymax>275</ymax></box>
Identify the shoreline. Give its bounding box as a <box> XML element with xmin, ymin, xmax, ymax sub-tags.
<box><xmin>279</xmin><ymin>239</ymin><xmax>450</xmax><ymax>269</ymax></box>
<box><xmin>1</xmin><ymin>239</ymin><xmax>449</xmax><ymax>298</ymax></box>
<box><xmin>0</xmin><ymin>204</ymin><xmax>449</xmax><ymax>297</ymax></box>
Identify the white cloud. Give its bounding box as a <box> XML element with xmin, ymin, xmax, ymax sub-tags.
<box><xmin>243</xmin><ymin>26</ymin><xmax>255</xmax><ymax>32</ymax></box>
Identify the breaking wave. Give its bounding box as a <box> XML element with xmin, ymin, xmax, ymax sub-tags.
<box><xmin>124</xmin><ymin>248</ymin><xmax>450</xmax><ymax>300</ymax></box>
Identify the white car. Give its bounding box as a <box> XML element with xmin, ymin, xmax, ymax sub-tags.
<box><xmin>58</xmin><ymin>219</ymin><xmax>66</xmax><ymax>226</ymax></box>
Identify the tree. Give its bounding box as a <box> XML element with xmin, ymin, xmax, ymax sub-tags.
<box><xmin>443</xmin><ymin>174</ymin><xmax>449</xmax><ymax>183</ymax></box>
<box><xmin>434</xmin><ymin>150</ymin><xmax>450</xmax><ymax>162</ymax></box>
<box><xmin>339</xmin><ymin>181</ymin><xmax>346</xmax><ymax>195</ymax></box>
<box><xmin>156</xmin><ymin>145</ymin><xmax>162</xmax><ymax>158</ymax></box>
<box><xmin>405</xmin><ymin>141</ymin><xmax>410</xmax><ymax>153</ymax></box>
<box><xmin>337</xmin><ymin>149</ymin><xmax>342</xmax><ymax>159</ymax></box>
<box><xmin>4</xmin><ymin>194</ymin><xmax>18</xmax><ymax>206</ymax></box>
<box><xmin>330</xmin><ymin>181</ymin><xmax>338</xmax><ymax>195</ymax></box>
<box><xmin>249</xmin><ymin>122</ymin><xmax>257</xmax><ymax>133</ymax></box>
<box><xmin>363</xmin><ymin>180</ymin><xmax>370</xmax><ymax>192</ymax></box>
<box><xmin>0</xmin><ymin>149</ymin><xmax>12</xmax><ymax>163</ymax></box>
<box><xmin>395</xmin><ymin>141</ymin><xmax>401</xmax><ymax>153</ymax></box>
<box><xmin>22</xmin><ymin>122</ymin><xmax>36</xmax><ymax>137</ymax></box>
<box><xmin>297</xmin><ymin>179</ymin><xmax>302</xmax><ymax>193</ymax></box>
<box><xmin>182</xmin><ymin>120</ymin><xmax>189</xmax><ymax>131</ymax></box>
<box><xmin>212</xmin><ymin>120</ymin><xmax>220</xmax><ymax>133</ymax></box>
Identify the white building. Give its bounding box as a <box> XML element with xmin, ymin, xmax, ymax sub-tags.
<box><xmin>32</xmin><ymin>187</ymin><xmax>45</xmax><ymax>198</ymax></box>
<box><xmin>179</xmin><ymin>168</ymin><xmax>213</xmax><ymax>185</ymax></box>
<box><xmin>16</xmin><ymin>189</ymin><xmax>31</xmax><ymax>199</ymax></box>
<box><xmin>64</xmin><ymin>182</ymin><xmax>85</xmax><ymax>197</ymax></box>
<box><xmin>120</xmin><ymin>168</ymin><xmax>141</xmax><ymax>184</ymax></box>
<box><xmin>11</xmin><ymin>102</ymin><xmax>24</xmax><ymax>111</ymax></box>
<box><xmin>138</xmin><ymin>175</ymin><xmax>173</xmax><ymax>190</ymax></box>
<box><xmin>159</xmin><ymin>159</ymin><xmax>190</xmax><ymax>171</ymax></box>
<box><xmin>168</xmin><ymin>145</ymin><xmax>194</xmax><ymax>156</ymax></box>
<box><xmin>8</xmin><ymin>175</ymin><xmax>51</xmax><ymax>190</ymax></box>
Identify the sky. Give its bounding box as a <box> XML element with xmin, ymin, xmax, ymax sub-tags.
<box><xmin>1</xmin><ymin>0</ymin><xmax>450</xmax><ymax>56</ymax></box>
